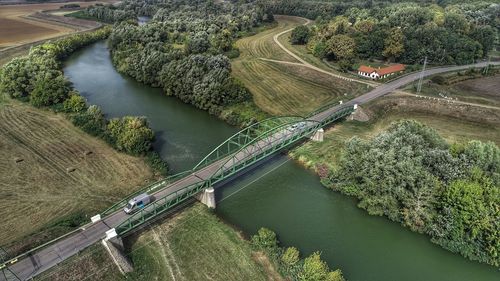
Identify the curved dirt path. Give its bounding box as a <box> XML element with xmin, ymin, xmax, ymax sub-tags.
<box><xmin>271</xmin><ymin>17</ymin><xmax>377</xmax><ymax>87</ymax></box>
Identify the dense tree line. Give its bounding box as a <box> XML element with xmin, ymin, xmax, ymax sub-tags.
<box><xmin>0</xmin><ymin>29</ymin><xmax>166</xmax><ymax>173</ymax></box>
<box><xmin>325</xmin><ymin>120</ymin><xmax>499</xmax><ymax>266</ymax></box>
<box><xmin>103</xmin><ymin>0</ymin><xmax>266</xmax><ymax>116</ymax></box>
<box><xmin>289</xmin><ymin>2</ymin><xmax>498</xmax><ymax>68</ymax></box>
<box><xmin>252</xmin><ymin>227</ymin><xmax>345</xmax><ymax>281</ymax></box>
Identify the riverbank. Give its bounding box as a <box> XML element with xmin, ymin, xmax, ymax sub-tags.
<box><xmin>34</xmin><ymin>203</ymin><xmax>281</xmax><ymax>281</ymax></box>
<box><xmin>289</xmin><ymin>91</ymin><xmax>500</xmax><ymax>267</ymax></box>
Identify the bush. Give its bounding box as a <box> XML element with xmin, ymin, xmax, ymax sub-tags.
<box><xmin>431</xmin><ymin>75</ymin><xmax>447</xmax><ymax>85</ymax></box>
<box><xmin>30</xmin><ymin>71</ymin><xmax>71</xmax><ymax>107</ymax></box>
<box><xmin>71</xmin><ymin>105</ymin><xmax>107</xmax><ymax>137</ymax></box>
<box><xmin>63</xmin><ymin>91</ymin><xmax>87</xmax><ymax>113</ymax></box>
<box><xmin>251</xmin><ymin>227</ymin><xmax>278</xmax><ymax>251</ymax></box>
<box><xmin>290</xmin><ymin>25</ymin><xmax>310</xmax><ymax>45</ymax></box>
<box><xmin>145</xmin><ymin>151</ymin><xmax>169</xmax><ymax>176</ymax></box>
<box><xmin>107</xmin><ymin>116</ymin><xmax>155</xmax><ymax>155</ymax></box>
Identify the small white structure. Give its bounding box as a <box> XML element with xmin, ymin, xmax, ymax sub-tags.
<box><xmin>196</xmin><ymin>187</ymin><xmax>216</xmax><ymax>209</ymax></box>
<box><xmin>105</xmin><ymin>228</ymin><xmax>118</xmax><ymax>240</ymax></box>
<box><xmin>91</xmin><ymin>214</ymin><xmax>101</xmax><ymax>223</ymax></box>
<box><xmin>310</xmin><ymin>128</ymin><xmax>324</xmax><ymax>142</ymax></box>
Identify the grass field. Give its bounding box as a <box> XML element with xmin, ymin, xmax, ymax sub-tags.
<box><xmin>405</xmin><ymin>74</ymin><xmax>500</xmax><ymax>107</ymax></box>
<box><xmin>0</xmin><ymin>99</ymin><xmax>154</xmax><ymax>255</ymax></box>
<box><xmin>35</xmin><ymin>203</ymin><xmax>281</xmax><ymax>281</ymax></box>
<box><xmin>232</xmin><ymin>15</ymin><xmax>367</xmax><ymax>116</ymax></box>
<box><xmin>291</xmin><ymin>93</ymin><xmax>500</xmax><ymax>170</ymax></box>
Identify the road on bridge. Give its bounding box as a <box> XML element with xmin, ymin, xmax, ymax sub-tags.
<box><xmin>2</xmin><ymin>60</ymin><xmax>498</xmax><ymax>281</ymax></box>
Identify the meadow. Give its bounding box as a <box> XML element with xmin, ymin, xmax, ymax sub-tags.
<box><xmin>34</xmin><ymin>203</ymin><xmax>281</xmax><ymax>281</ymax></box>
<box><xmin>0</xmin><ymin>99</ymin><xmax>154</xmax><ymax>256</ymax></box>
<box><xmin>232</xmin><ymin>15</ymin><xmax>367</xmax><ymax>116</ymax></box>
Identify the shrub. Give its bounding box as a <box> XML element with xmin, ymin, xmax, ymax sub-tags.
<box><xmin>431</xmin><ymin>75</ymin><xmax>447</xmax><ymax>85</ymax></box>
<box><xmin>63</xmin><ymin>91</ymin><xmax>87</xmax><ymax>113</ymax></box>
<box><xmin>290</xmin><ymin>25</ymin><xmax>310</xmax><ymax>45</ymax></box>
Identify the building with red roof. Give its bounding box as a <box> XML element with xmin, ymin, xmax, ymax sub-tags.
<box><xmin>357</xmin><ymin>64</ymin><xmax>405</xmax><ymax>79</ymax></box>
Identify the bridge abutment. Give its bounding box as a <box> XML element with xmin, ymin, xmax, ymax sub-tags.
<box><xmin>310</xmin><ymin>128</ymin><xmax>324</xmax><ymax>142</ymax></box>
<box><xmin>102</xmin><ymin>236</ymin><xmax>134</xmax><ymax>275</ymax></box>
<box><xmin>195</xmin><ymin>187</ymin><xmax>216</xmax><ymax>209</ymax></box>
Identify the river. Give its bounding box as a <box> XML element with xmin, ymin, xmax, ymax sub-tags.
<box><xmin>63</xmin><ymin>41</ymin><xmax>499</xmax><ymax>281</ymax></box>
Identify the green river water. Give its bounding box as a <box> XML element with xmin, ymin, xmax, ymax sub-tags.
<box><xmin>63</xmin><ymin>41</ymin><xmax>499</xmax><ymax>281</ymax></box>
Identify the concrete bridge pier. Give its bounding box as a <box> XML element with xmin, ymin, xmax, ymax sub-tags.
<box><xmin>196</xmin><ymin>187</ymin><xmax>216</xmax><ymax>209</ymax></box>
<box><xmin>102</xmin><ymin>229</ymin><xmax>133</xmax><ymax>275</ymax></box>
<box><xmin>310</xmin><ymin>128</ymin><xmax>324</xmax><ymax>142</ymax></box>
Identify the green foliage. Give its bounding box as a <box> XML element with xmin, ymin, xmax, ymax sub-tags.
<box><xmin>251</xmin><ymin>228</ymin><xmax>345</xmax><ymax>281</ymax></box>
<box><xmin>291</xmin><ymin>1</ymin><xmax>497</xmax><ymax>65</ymax></box>
<box><xmin>281</xmin><ymin>247</ymin><xmax>300</xmax><ymax>267</ymax></box>
<box><xmin>251</xmin><ymin>227</ymin><xmax>278</xmax><ymax>251</ymax></box>
<box><xmin>290</xmin><ymin>25</ymin><xmax>311</xmax><ymax>45</ymax></box>
<box><xmin>145</xmin><ymin>151</ymin><xmax>169</xmax><ymax>176</ymax></box>
<box><xmin>107</xmin><ymin>117</ymin><xmax>155</xmax><ymax>155</ymax></box>
<box><xmin>63</xmin><ymin>92</ymin><xmax>87</xmax><ymax>113</ymax></box>
<box><xmin>383</xmin><ymin>27</ymin><xmax>405</xmax><ymax>61</ymax></box>
<box><xmin>30</xmin><ymin>71</ymin><xmax>71</xmax><ymax>107</ymax></box>
<box><xmin>433</xmin><ymin>170</ymin><xmax>499</xmax><ymax>266</ymax></box>
<box><xmin>71</xmin><ymin>105</ymin><xmax>107</xmax><ymax>137</ymax></box>
<box><xmin>299</xmin><ymin>252</ymin><xmax>329</xmax><ymax>281</ymax></box>
<box><xmin>332</xmin><ymin>120</ymin><xmax>500</xmax><ymax>266</ymax></box>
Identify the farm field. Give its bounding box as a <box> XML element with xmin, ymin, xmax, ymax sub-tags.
<box><xmin>291</xmin><ymin>93</ymin><xmax>500</xmax><ymax>170</ymax></box>
<box><xmin>0</xmin><ymin>98</ymin><xmax>154</xmax><ymax>256</ymax></box>
<box><xmin>0</xmin><ymin>1</ymin><xmax>111</xmax><ymax>49</ymax></box>
<box><xmin>232</xmin><ymin>15</ymin><xmax>367</xmax><ymax>116</ymax></box>
<box><xmin>405</xmin><ymin>74</ymin><xmax>500</xmax><ymax>107</ymax></box>
<box><xmin>35</xmin><ymin>204</ymin><xmax>280</xmax><ymax>281</ymax></box>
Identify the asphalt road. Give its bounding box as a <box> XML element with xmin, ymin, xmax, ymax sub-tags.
<box><xmin>2</xmin><ymin>61</ymin><xmax>498</xmax><ymax>281</ymax></box>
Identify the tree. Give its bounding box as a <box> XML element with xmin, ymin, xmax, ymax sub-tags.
<box><xmin>326</xmin><ymin>270</ymin><xmax>345</xmax><ymax>281</ymax></box>
<box><xmin>470</xmin><ymin>25</ymin><xmax>496</xmax><ymax>57</ymax></box>
<box><xmin>107</xmin><ymin>116</ymin><xmax>155</xmax><ymax>155</ymax></box>
<box><xmin>383</xmin><ymin>27</ymin><xmax>405</xmax><ymax>61</ymax></box>
<box><xmin>63</xmin><ymin>91</ymin><xmax>87</xmax><ymax>113</ymax></box>
<box><xmin>251</xmin><ymin>227</ymin><xmax>278</xmax><ymax>250</ymax></box>
<box><xmin>30</xmin><ymin>71</ymin><xmax>70</xmax><ymax>107</ymax></box>
<box><xmin>186</xmin><ymin>32</ymin><xmax>210</xmax><ymax>54</ymax></box>
<box><xmin>281</xmin><ymin>247</ymin><xmax>300</xmax><ymax>267</ymax></box>
<box><xmin>299</xmin><ymin>252</ymin><xmax>329</xmax><ymax>281</ymax></box>
<box><xmin>434</xmin><ymin>171</ymin><xmax>499</xmax><ymax>266</ymax></box>
<box><xmin>326</xmin><ymin>34</ymin><xmax>356</xmax><ymax>61</ymax></box>
<box><xmin>290</xmin><ymin>25</ymin><xmax>310</xmax><ymax>45</ymax></box>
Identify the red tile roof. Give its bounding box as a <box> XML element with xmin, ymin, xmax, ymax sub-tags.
<box><xmin>358</xmin><ymin>64</ymin><xmax>405</xmax><ymax>76</ymax></box>
<box><xmin>358</xmin><ymin>65</ymin><xmax>376</xmax><ymax>73</ymax></box>
<box><xmin>377</xmin><ymin>64</ymin><xmax>405</xmax><ymax>75</ymax></box>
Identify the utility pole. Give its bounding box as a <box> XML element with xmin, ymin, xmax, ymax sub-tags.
<box><xmin>417</xmin><ymin>56</ymin><xmax>427</xmax><ymax>95</ymax></box>
<box><xmin>483</xmin><ymin>55</ymin><xmax>491</xmax><ymax>75</ymax></box>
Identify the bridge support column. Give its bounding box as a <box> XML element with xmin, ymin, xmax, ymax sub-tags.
<box><xmin>102</xmin><ymin>237</ymin><xmax>134</xmax><ymax>275</ymax></box>
<box><xmin>310</xmin><ymin>128</ymin><xmax>324</xmax><ymax>142</ymax></box>
<box><xmin>196</xmin><ymin>187</ymin><xmax>216</xmax><ymax>209</ymax></box>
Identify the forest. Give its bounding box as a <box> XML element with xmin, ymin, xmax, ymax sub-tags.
<box><xmin>327</xmin><ymin>120</ymin><xmax>499</xmax><ymax>267</ymax></box>
<box><xmin>83</xmin><ymin>0</ymin><xmax>271</xmax><ymax>120</ymax></box>
<box><xmin>0</xmin><ymin>28</ymin><xmax>167</xmax><ymax>174</ymax></box>
<box><xmin>287</xmin><ymin>1</ymin><xmax>498</xmax><ymax>69</ymax></box>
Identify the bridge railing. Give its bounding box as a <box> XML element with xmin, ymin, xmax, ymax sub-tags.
<box><xmin>307</xmin><ymin>102</ymin><xmax>353</xmax><ymax>120</ymax></box>
<box><xmin>209</xmin><ymin>120</ymin><xmax>322</xmax><ymax>185</ymax></box>
<box><xmin>192</xmin><ymin>116</ymin><xmax>304</xmax><ymax>172</ymax></box>
<box><xmin>101</xmin><ymin>170</ymin><xmax>192</xmax><ymax>217</ymax></box>
<box><xmin>116</xmin><ymin>179</ymin><xmax>208</xmax><ymax>235</ymax></box>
